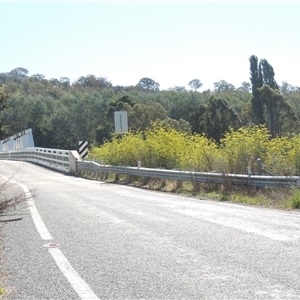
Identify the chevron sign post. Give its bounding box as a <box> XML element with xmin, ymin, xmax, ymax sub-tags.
<box><xmin>79</xmin><ymin>141</ymin><xmax>88</xmax><ymax>159</ymax></box>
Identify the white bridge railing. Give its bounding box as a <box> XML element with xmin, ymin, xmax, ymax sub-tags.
<box><xmin>0</xmin><ymin>147</ymin><xmax>70</xmax><ymax>172</ymax></box>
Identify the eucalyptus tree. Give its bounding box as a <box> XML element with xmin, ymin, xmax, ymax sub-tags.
<box><xmin>30</xmin><ymin>74</ymin><xmax>45</xmax><ymax>82</ymax></box>
<box><xmin>124</xmin><ymin>102</ymin><xmax>167</xmax><ymax>131</ymax></box>
<box><xmin>8</xmin><ymin>67</ymin><xmax>29</xmax><ymax>82</ymax></box>
<box><xmin>213</xmin><ymin>80</ymin><xmax>235</xmax><ymax>93</ymax></box>
<box><xmin>188</xmin><ymin>79</ymin><xmax>202</xmax><ymax>92</ymax></box>
<box><xmin>280</xmin><ymin>81</ymin><xmax>298</xmax><ymax>95</ymax></box>
<box><xmin>60</xmin><ymin>77</ymin><xmax>70</xmax><ymax>90</ymax></box>
<box><xmin>73</xmin><ymin>75</ymin><xmax>112</xmax><ymax>90</ymax></box>
<box><xmin>238</xmin><ymin>82</ymin><xmax>251</xmax><ymax>92</ymax></box>
<box><xmin>136</xmin><ymin>77</ymin><xmax>160</xmax><ymax>92</ymax></box>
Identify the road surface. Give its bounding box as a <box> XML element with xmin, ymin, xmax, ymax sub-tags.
<box><xmin>1</xmin><ymin>160</ymin><xmax>300</xmax><ymax>299</ymax></box>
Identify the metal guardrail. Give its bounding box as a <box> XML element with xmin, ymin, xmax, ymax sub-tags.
<box><xmin>1</xmin><ymin>148</ymin><xmax>299</xmax><ymax>188</ymax></box>
<box><xmin>77</xmin><ymin>161</ymin><xmax>300</xmax><ymax>188</ymax></box>
<box><xmin>0</xmin><ymin>147</ymin><xmax>70</xmax><ymax>172</ymax></box>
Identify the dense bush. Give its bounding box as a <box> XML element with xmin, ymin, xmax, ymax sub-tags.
<box><xmin>90</xmin><ymin>123</ymin><xmax>300</xmax><ymax>176</ymax></box>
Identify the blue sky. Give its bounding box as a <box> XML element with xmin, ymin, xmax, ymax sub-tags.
<box><xmin>1</xmin><ymin>2</ymin><xmax>299</xmax><ymax>90</ymax></box>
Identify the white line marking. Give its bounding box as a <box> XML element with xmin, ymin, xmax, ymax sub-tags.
<box><xmin>49</xmin><ymin>248</ymin><xmax>99</xmax><ymax>300</ymax></box>
<box><xmin>19</xmin><ymin>182</ymin><xmax>53</xmax><ymax>240</ymax></box>
<box><xmin>2</xmin><ymin>175</ymin><xmax>99</xmax><ymax>300</ymax></box>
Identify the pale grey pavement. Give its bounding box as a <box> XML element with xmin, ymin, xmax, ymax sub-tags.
<box><xmin>1</xmin><ymin>161</ymin><xmax>300</xmax><ymax>299</ymax></box>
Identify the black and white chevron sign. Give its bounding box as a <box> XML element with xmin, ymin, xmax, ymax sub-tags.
<box><xmin>79</xmin><ymin>141</ymin><xmax>88</xmax><ymax>159</ymax></box>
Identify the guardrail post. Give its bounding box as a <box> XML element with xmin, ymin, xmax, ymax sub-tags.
<box><xmin>126</xmin><ymin>174</ymin><xmax>132</xmax><ymax>184</ymax></box>
<box><xmin>176</xmin><ymin>180</ymin><xmax>183</xmax><ymax>190</ymax></box>
<box><xmin>257</xmin><ymin>158</ymin><xmax>262</xmax><ymax>175</ymax></box>
<box><xmin>160</xmin><ymin>178</ymin><xmax>166</xmax><ymax>189</ymax></box>
<box><xmin>115</xmin><ymin>174</ymin><xmax>119</xmax><ymax>181</ymax></box>
<box><xmin>142</xmin><ymin>176</ymin><xmax>150</xmax><ymax>185</ymax></box>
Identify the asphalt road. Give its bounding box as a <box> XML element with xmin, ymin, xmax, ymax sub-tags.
<box><xmin>1</xmin><ymin>160</ymin><xmax>300</xmax><ymax>299</ymax></box>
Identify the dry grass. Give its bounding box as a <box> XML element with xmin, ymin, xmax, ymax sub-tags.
<box><xmin>80</xmin><ymin>171</ymin><xmax>300</xmax><ymax>210</ymax></box>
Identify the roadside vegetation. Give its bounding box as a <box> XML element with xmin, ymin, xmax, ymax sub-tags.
<box><xmin>87</xmin><ymin>123</ymin><xmax>300</xmax><ymax>210</ymax></box>
<box><xmin>90</xmin><ymin>123</ymin><xmax>300</xmax><ymax>176</ymax></box>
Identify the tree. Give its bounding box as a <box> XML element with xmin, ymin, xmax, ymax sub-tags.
<box><xmin>108</xmin><ymin>95</ymin><xmax>135</xmax><ymax>114</ymax></box>
<box><xmin>198</xmin><ymin>96</ymin><xmax>241</xmax><ymax>142</ymax></box>
<box><xmin>249</xmin><ymin>55</ymin><xmax>290</xmax><ymax>130</ymax></box>
<box><xmin>30</xmin><ymin>74</ymin><xmax>45</xmax><ymax>82</ymax></box>
<box><xmin>258</xmin><ymin>85</ymin><xmax>298</xmax><ymax>137</ymax></box>
<box><xmin>73</xmin><ymin>75</ymin><xmax>112</xmax><ymax>90</ymax></box>
<box><xmin>237</xmin><ymin>82</ymin><xmax>251</xmax><ymax>92</ymax></box>
<box><xmin>49</xmin><ymin>78</ymin><xmax>60</xmax><ymax>86</ymax></box>
<box><xmin>249</xmin><ymin>55</ymin><xmax>279</xmax><ymax>93</ymax></box>
<box><xmin>188</xmin><ymin>79</ymin><xmax>202</xmax><ymax>92</ymax></box>
<box><xmin>260</xmin><ymin>59</ymin><xmax>279</xmax><ymax>90</ymax></box>
<box><xmin>8</xmin><ymin>67</ymin><xmax>29</xmax><ymax>82</ymax></box>
<box><xmin>249</xmin><ymin>55</ymin><xmax>263</xmax><ymax>92</ymax></box>
<box><xmin>280</xmin><ymin>81</ymin><xmax>298</xmax><ymax>95</ymax></box>
<box><xmin>168</xmin><ymin>86</ymin><xmax>187</xmax><ymax>92</ymax></box>
<box><xmin>249</xmin><ymin>55</ymin><xmax>264</xmax><ymax>124</ymax></box>
<box><xmin>60</xmin><ymin>77</ymin><xmax>70</xmax><ymax>89</ymax></box>
<box><xmin>0</xmin><ymin>94</ymin><xmax>31</xmax><ymax>135</ymax></box>
<box><xmin>124</xmin><ymin>102</ymin><xmax>167</xmax><ymax>130</ymax></box>
<box><xmin>0</xmin><ymin>86</ymin><xmax>8</xmax><ymax>139</ymax></box>
<box><xmin>0</xmin><ymin>73</ymin><xmax>9</xmax><ymax>85</ymax></box>
<box><xmin>167</xmin><ymin>90</ymin><xmax>200</xmax><ymax>126</ymax></box>
<box><xmin>0</xmin><ymin>87</ymin><xmax>6</xmax><ymax>110</ymax></box>
<box><xmin>161</xmin><ymin>117</ymin><xmax>192</xmax><ymax>134</ymax></box>
<box><xmin>136</xmin><ymin>77</ymin><xmax>160</xmax><ymax>92</ymax></box>
<box><xmin>213</xmin><ymin>80</ymin><xmax>235</xmax><ymax>93</ymax></box>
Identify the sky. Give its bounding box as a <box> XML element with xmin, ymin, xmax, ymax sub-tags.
<box><xmin>0</xmin><ymin>1</ymin><xmax>300</xmax><ymax>91</ymax></box>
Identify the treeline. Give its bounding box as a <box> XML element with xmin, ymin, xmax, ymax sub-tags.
<box><xmin>0</xmin><ymin>55</ymin><xmax>300</xmax><ymax>150</ymax></box>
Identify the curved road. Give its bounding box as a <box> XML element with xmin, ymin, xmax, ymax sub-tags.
<box><xmin>1</xmin><ymin>161</ymin><xmax>300</xmax><ymax>299</ymax></box>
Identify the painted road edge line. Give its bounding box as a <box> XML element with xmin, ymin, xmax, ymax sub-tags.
<box><xmin>49</xmin><ymin>248</ymin><xmax>99</xmax><ymax>300</ymax></box>
<box><xmin>3</xmin><ymin>175</ymin><xmax>100</xmax><ymax>300</ymax></box>
<box><xmin>19</xmin><ymin>182</ymin><xmax>53</xmax><ymax>240</ymax></box>
<box><xmin>1</xmin><ymin>176</ymin><xmax>53</xmax><ymax>240</ymax></box>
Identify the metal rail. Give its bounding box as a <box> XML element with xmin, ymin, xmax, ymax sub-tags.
<box><xmin>1</xmin><ymin>148</ymin><xmax>299</xmax><ymax>187</ymax></box>
<box><xmin>77</xmin><ymin>161</ymin><xmax>300</xmax><ymax>188</ymax></box>
<box><xmin>0</xmin><ymin>147</ymin><xmax>70</xmax><ymax>172</ymax></box>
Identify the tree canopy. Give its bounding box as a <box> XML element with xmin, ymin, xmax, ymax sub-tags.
<box><xmin>188</xmin><ymin>79</ymin><xmax>202</xmax><ymax>91</ymax></box>
<box><xmin>248</xmin><ymin>55</ymin><xmax>298</xmax><ymax>136</ymax></box>
<box><xmin>0</xmin><ymin>58</ymin><xmax>299</xmax><ymax>149</ymax></box>
<box><xmin>136</xmin><ymin>77</ymin><xmax>160</xmax><ymax>92</ymax></box>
